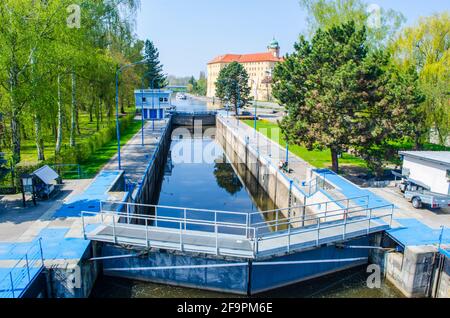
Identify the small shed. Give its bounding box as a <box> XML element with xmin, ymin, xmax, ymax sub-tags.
<box><xmin>134</xmin><ymin>89</ymin><xmax>173</xmax><ymax>120</ymax></box>
<box><xmin>33</xmin><ymin>165</ymin><xmax>60</xmax><ymax>198</ymax></box>
<box><xmin>399</xmin><ymin>151</ymin><xmax>450</xmax><ymax>195</ymax></box>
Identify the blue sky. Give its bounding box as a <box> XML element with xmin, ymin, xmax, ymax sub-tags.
<box><xmin>135</xmin><ymin>0</ymin><xmax>449</xmax><ymax>77</ymax></box>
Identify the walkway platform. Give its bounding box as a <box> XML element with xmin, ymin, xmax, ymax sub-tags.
<box><xmin>103</xmin><ymin>120</ymin><xmax>169</xmax><ymax>189</ymax></box>
<box><xmin>0</xmin><ymin>118</ymin><xmax>172</xmax><ymax>297</ymax></box>
<box><xmin>82</xmin><ymin>200</ymin><xmax>393</xmax><ymax>259</ymax></box>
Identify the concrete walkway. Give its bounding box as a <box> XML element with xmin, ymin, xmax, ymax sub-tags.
<box><xmin>221</xmin><ymin>115</ymin><xmax>450</xmax><ymax>246</ymax></box>
<box><xmin>103</xmin><ymin>119</ymin><xmax>169</xmax><ymax>186</ymax></box>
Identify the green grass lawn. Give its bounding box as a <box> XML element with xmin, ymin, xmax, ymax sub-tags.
<box><xmin>243</xmin><ymin>120</ymin><xmax>367</xmax><ymax>169</ymax></box>
<box><xmin>3</xmin><ymin>108</ymin><xmax>142</xmax><ymax>180</ymax></box>
<box><xmin>79</xmin><ymin>120</ymin><xmax>142</xmax><ymax>177</ymax></box>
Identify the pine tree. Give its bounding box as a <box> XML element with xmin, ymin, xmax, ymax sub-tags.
<box><xmin>144</xmin><ymin>40</ymin><xmax>167</xmax><ymax>89</ymax></box>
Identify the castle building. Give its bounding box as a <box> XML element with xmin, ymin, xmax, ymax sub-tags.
<box><xmin>207</xmin><ymin>39</ymin><xmax>283</xmax><ymax>101</ymax></box>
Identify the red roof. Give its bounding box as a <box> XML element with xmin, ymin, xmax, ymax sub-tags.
<box><xmin>208</xmin><ymin>52</ymin><xmax>283</xmax><ymax>64</ymax></box>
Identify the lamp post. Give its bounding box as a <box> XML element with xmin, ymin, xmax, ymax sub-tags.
<box><xmin>140</xmin><ymin>72</ymin><xmax>159</xmax><ymax>145</ymax></box>
<box><xmin>115</xmin><ymin>59</ymin><xmax>147</xmax><ymax>170</ymax></box>
<box><xmin>249</xmin><ymin>79</ymin><xmax>259</xmax><ymax>135</ymax></box>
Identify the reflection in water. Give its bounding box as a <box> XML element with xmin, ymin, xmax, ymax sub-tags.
<box><xmin>91</xmin><ymin>96</ymin><xmax>403</xmax><ymax>298</ymax></box>
<box><xmin>214</xmin><ymin>154</ymin><xmax>243</xmax><ymax>195</ymax></box>
<box><xmin>91</xmin><ymin>265</ymin><xmax>403</xmax><ymax>298</ymax></box>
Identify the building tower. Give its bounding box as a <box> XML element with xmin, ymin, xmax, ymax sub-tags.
<box><xmin>268</xmin><ymin>38</ymin><xmax>280</xmax><ymax>58</ymax></box>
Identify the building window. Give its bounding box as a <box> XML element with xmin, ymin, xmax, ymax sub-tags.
<box><xmin>164</xmin><ymin>98</ymin><xmax>168</xmax><ymax>102</ymax></box>
<box><xmin>159</xmin><ymin>97</ymin><xmax>164</xmax><ymax>102</ymax></box>
<box><xmin>142</xmin><ymin>97</ymin><xmax>147</xmax><ymax>102</ymax></box>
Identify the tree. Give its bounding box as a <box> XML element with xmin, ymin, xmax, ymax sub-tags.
<box><xmin>214</xmin><ymin>156</ymin><xmax>243</xmax><ymax>195</ymax></box>
<box><xmin>299</xmin><ymin>0</ymin><xmax>405</xmax><ymax>47</ymax></box>
<box><xmin>0</xmin><ymin>0</ymin><xmax>144</xmax><ymax>167</ymax></box>
<box><xmin>143</xmin><ymin>40</ymin><xmax>167</xmax><ymax>89</ymax></box>
<box><xmin>273</xmin><ymin>22</ymin><xmax>423</xmax><ymax>174</ymax></box>
<box><xmin>215</xmin><ymin>62</ymin><xmax>252</xmax><ymax>113</ymax></box>
<box><xmin>392</xmin><ymin>12</ymin><xmax>450</xmax><ymax>147</ymax></box>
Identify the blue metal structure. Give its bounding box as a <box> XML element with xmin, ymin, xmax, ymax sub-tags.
<box><xmin>0</xmin><ymin>239</ymin><xmax>44</xmax><ymax>298</ymax></box>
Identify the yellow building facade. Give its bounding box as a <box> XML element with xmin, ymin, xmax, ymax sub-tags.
<box><xmin>207</xmin><ymin>39</ymin><xmax>283</xmax><ymax>101</ymax></box>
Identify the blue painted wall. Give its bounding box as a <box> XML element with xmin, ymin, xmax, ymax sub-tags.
<box><xmin>250</xmin><ymin>236</ymin><xmax>370</xmax><ymax>293</ymax></box>
<box><xmin>100</xmin><ymin>236</ymin><xmax>371</xmax><ymax>295</ymax></box>
<box><xmin>101</xmin><ymin>245</ymin><xmax>249</xmax><ymax>294</ymax></box>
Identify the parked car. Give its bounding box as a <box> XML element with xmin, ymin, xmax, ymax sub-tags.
<box><xmin>396</xmin><ymin>176</ymin><xmax>450</xmax><ymax>209</ymax></box>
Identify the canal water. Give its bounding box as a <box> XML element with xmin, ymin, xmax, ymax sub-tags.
<box><xmin>91</xmin><ymin>96</ymin><xmax>403</xmax><ymax>298</ymax></box>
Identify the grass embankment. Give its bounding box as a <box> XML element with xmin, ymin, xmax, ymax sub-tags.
<box><xmin>80</xmin><ymin>120</ymin><xmax>142</xmax><ymax>177</ymax></box>
<box><xmin>243</xmin><ymin>120</ymin><xmax>450</xmax><ymax>171</ymax></box>
<box><xmin>243</xmin><ymin>120</ymin><xmax>367</xmax><ymax>169</ymax></box>
<box><xmin>3</xmin><ymin>108</ymin><xmax>142</xmax><ymax>183</ymax></box>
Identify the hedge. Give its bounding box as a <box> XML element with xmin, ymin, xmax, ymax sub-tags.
<box><xmin>12</xmin><ymin>113</ymin><xmax>136</xmax><ymax>191</ymax></box>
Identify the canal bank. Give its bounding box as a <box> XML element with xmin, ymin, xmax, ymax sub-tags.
<box><xmin>83</xmin><ymin>106</ymin><xmax>394</xmax><ymax>295</ymax></box>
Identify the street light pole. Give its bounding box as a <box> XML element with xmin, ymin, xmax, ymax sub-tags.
<box><xmin>115</xmin><ymin>59</ymin><xmax>147</xmax><ymax>170</ymax></box>
<box><xmin>249</xmin><ymin>79</ymin><xmax>258</xmax><ymax>135</ymax></box>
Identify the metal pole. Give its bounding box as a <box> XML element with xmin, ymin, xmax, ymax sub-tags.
<box><xmin>25</xmin><ymin>254</ymin><xmax>31</xmax><ymax>282</ymax></box>
<box><xmin>317</xmin><ymin>218</ymin><xmax>321</xmax><ymax>246</ymax></box>
<box><xmin>115</xmin><ymin>60</ymin><xmax>147</xmax><ymax>170</ymax></box>
<box><xmin>145</xmin><ymin>219</ymin><xmax>149</xmax><ymax>248</ymax></box>
<box><xmin>179</xmin><ymin>222</ymin><xmax>183</xmax><ymax>252</ymax></box>
<box><xmin>81</xmin><ymin>212</ymin><xmax>86</xmax><ymax>240</ymax></box>
<box><xmin>38</xmin><ymin>238</ymin><xmax>44</xmax><ymax>265</ymax></box>
<box><xmin>10</xmin><ymin>272</ymin><xmax>14</xmax><ymax>298</ymax></box>
<box><xmin>112</xmin><ymin>214</ymin><xmax>117</xmax><ymax>244</ymax></box>
<box><xmin>115</xmin><ymin>70</ymin><xmax>121</xmax><ymax>170</ymax></box>
<box><xmin>286</xmin><ymin>142</ymin><xmax>289</xmax><ymax>167</ymax></box>
<box><xmin>141</xmin><ymin>86</ymin><xmax>145</xmax><ymax>146</ymax></box>
<box><xmin>215</xmin><ymin>212</ymin><xmax>219</xmax><ymax>255</ymax></box>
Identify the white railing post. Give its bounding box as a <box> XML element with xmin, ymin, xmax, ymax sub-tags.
<box><xmin>343</xmin><ymin>213</ymin><xmax>347</xmax><ymax>240</ymax></box>
<box><xmin>246</xmin><ymin>214</ymin><xmax>249</xmax><ymax>238</ymax></box>
<box><xmin>112</xmin><ymin>214</ymin><xmax>117</xmax><ymax>244</ymax></box>
<box><xmin>390</xmin><ymin>205</ymin><xmax>394</xmax><ymax>227</ymax></box>
<box><xmin>179</xmin><ymin>222</ymin><xmax>183</xmax><ymax>252</ymax></box>
<box><xmin>276</xmin><ymin>211</ymin><xmax>279</xmax><ymax>232</ymax></box>
<box><xmin>184</xmin><ymin>208</ymin><xmax>187</xmax><ymax>231</ymax></box>
<box><xmin>10</xmin><ymin>272</ymin><xmax>15</xmax><ymax>298</ymax></box>
<box><xmin>287</xmin><ymin>222</ymin><xmax>291</xmax><ymax>253</ymax></box>
<box><xmin>215</xmin><ymin>212</ymin><xmax>219</xmax><ymax>255</ymax></box>
<box><xmin>155</xmin><ymin>206</ymin><xmax>158</xmax><ymax>227</ymax></box>
<box><xmin>81</xmin><ymin>212</ymin><xmax>86</xmax><ymax>240</ymax></box>
<box><xmin>255</xmin><ymin>228</ymin><xmax>259</xmax><ymax>255</ymax></box>
<box><xmin>145</xmin><ymin>218</ymin><xmax>149</xmax><ymax>248</ymax></box>
<box><xmin>367</xmin><ymin>208</ymin><xmax>372</xmax><ymax>235</ymax></box>
<box><xmin>127</xmin><ymin>204</ymin><xmax>131</xmax><ymax>224</ymax></box>
<box><xmin>316</xmin><ymin>218</ymin><xmax>321</xmax><ymax>246</ymax></box>
<box><xmin>25</xmin><ymin>254</ymin><xmax>30</xmax><ymax>282</ymax></box>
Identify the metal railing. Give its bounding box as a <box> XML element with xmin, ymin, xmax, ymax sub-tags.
<box><xmin>50</xmin><ymin>164</ymin><xmax>82</xmax><ymax>179</ymax></box>
<box><xmin>218</xmin><ymin>115</ymin><xmax>327</xmax><ymax>198</ymax></box>
<box><xmin>82</xmin><ymin>199</ymin><xmax>394</xmax><ymax>258</ymax></box>
<box><xmin>172</xmin><ymin>111</ymin><xmax>218</xmax><ymax>116</ymax></box>
<box><xmin>253</xmin><ymin>204</ymin><xmax>394</xmax><ymax>255</ymax></box>
<box><xmin>81</xmin><ymin>209</ymin><xmax>256</xmax><ymax>257</ymax></box>
<box><xmin>0</xmin><ymin>239</ymin><xmax>44</xmax><ymax>298</ymax></box>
